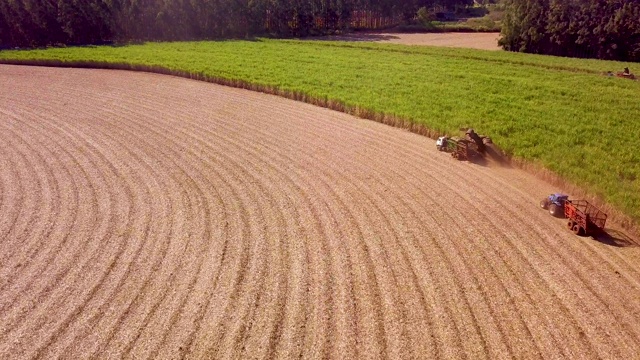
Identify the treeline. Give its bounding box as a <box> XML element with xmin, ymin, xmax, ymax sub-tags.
<box><xmin>0</xmin><ymin>0</ymin><xmax>472</xmax><ymax>48</ymax></box>
<box><xmin>500</xmin><ymin>0</ymin><xmax>640</xmax><ymax>62</ymax></box>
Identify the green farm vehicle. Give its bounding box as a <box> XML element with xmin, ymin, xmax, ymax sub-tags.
<box><xmin>436</xmin><ymin>129</ymin><xmax>491</xmax><ymax>161</ymax></box>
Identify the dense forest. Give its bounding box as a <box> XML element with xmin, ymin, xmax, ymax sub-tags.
<box><xmin>500</xmin><ymin>0</ymin><xmax>640</xmax><ymax>61</ymax></box>
<box><xmin>2</xmin><ymin>0</ymin><xmax>638</xmax><ymax>62</ymax></box>
<box><xmin>0</xmin><ymin>0</ymin><xmax>472</xmax><ymax>47</ymax></box>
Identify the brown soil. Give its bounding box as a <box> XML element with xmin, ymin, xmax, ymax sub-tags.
<box><xmin>313</xmin><ymin>32</ymin><xmax>502</xmax><ymax>50</ymax></box>
<box><xmin>1</xmin><ymin>65</ymin><xmax>640</xmax><ymax>359</ymax></box>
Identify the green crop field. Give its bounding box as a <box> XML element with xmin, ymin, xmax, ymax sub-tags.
<box><xmin>1</xmin><ymin>39</ymin><xmax>639</xmax><ymax>223</ymax></box>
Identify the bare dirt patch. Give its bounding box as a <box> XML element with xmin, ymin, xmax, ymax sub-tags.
<box><xmin>314</xmin><ymin>32</ymin><xmax>502</xmax><ymax>50</ymax></box>
<box><xmin>1</xmin><ymin>65</ymin><xmax>640</xmax><ymax>359</ymax></box>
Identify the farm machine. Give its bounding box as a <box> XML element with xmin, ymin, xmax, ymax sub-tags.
<box><xmin>436</xmin><ymin>129</ymin><xmax>492</xmax><ymax>161</ymax></box>
<box><xmin>451</xmin><ymin>139</ymin><xmax>474</xmax><ymax>160</ymax></box>
<box><xmin>437</xmin><ymin>136</ymin><xmax>473</xmax><ymax>160</ymax></box>
<box><xmin>564</xmin><ymin>200</ymin><xmax>607</xmax><ymax>236</ymax></box>
<box><xmin>540</xmin><ymin>193</ymin><xmax>568</xmax><ymax>217</ymax></box>
<box><xmin>540</xmin><ymin>194</ymin><xmax>607</xmax><ymax>236</ymax></box>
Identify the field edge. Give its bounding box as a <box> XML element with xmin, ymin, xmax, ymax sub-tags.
<box><xmin>3</xmin><ymin>58</ymin><xmax>637</xmax><ymax>238</ymax></box>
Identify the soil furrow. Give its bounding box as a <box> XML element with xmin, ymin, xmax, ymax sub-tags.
<box><xmin>210</xmin><ymin>108</ymin><xmax>402</xmax><ymax>358</ymax></box>
<box><xmin>0</xmin><ymin>117</ymin><xmax>86</xmax><ymax>341</ymax></box>
<box><xmin>0</xmin><ymin>123</ymin><xmax>27</xmax><ymax>259</ymax></box>
<box><xmin>42</xmin><ymin>108</ymin><xmax>177</xmax><ymax>358</ymax></box>
<box><xmin>0</xmin><ymin>108</ymin><xmax>138</xmax><ymax>358</ymax></box>
<box><xmin>0</xmin><ymin>113</ymin><xmax>60</xmax><ymax>287</ymax></box>
<box><xmin>61</xmin><ymin>95</ymin><xmax>218</xmax><ymax>359</ymax></box>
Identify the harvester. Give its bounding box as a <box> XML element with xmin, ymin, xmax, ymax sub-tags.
<box><xmin>436</xmin><ymin>128</ymin><xmax>492</xmax><ymax>161</ymax></box>
<box><xmin>465</xmin><ymin>129</ymin><xmax>486</xmax><ymax>154</ymax></box>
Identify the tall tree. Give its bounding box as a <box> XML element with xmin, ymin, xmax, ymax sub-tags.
<box><xmin>0</xmin><ymin>0</ymin><xmax>481</xmax><ymax>47</ymax></box>
<box><xmin>58</xmin><ymin>0</ymin><xmax>114</xmax><ymax>44</ymax></box>
<box><xmin>500</xmin><ymin>0</ymin><xmax>640</xmax><ymax>61</ymax></box>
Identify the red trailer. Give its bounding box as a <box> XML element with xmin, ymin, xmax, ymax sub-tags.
<box><xmin>451</xmin><ymin>140</ymin><xmax>471</xmax><ymax>161</ymax></box>
<box><xmin>449</xmin><ymin>138</ymin><xmax>484</xmax><ymax>161</ymax></box>
<box><xmin>564</xmin><ymin>200</ymin><xmax>607</xmax><ymax>236</ymax></box>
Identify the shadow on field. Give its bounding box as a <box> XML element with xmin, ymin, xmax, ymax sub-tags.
<box><xmin>594</xmin><ymin>229</ymin><xmax>638</xmax><ymax>248</ymax></box>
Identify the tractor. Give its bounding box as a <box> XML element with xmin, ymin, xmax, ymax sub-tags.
<box><xmin>540</xmin><ymin>193</ymin><xmax>568</xmax><ymax>217</ymax></box>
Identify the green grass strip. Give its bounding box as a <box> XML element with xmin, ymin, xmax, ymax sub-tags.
<box><xmin>1</xmin><ymin>39</ymin><xmax>639</xmax><ymax>223</ymax></box>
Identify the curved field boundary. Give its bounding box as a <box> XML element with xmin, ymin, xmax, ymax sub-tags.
<box><xmin>2</xmin><ymin>57</ymin><xmax>636</xmax><ymax>237</ymax></box>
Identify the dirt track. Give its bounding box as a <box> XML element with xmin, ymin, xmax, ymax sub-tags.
<box><xmin>314</xmin><ymin>32</ymin><xmax>501</xmax><ymax>50</ymax></box>
<box><xmin>1</xmin><ymin>65</ymin><xmax>640</xmax><ymax>359</ymax></box>
<box><xmin>376</xmin><ymin>32</ymin><xmax>501</xmax><ymax>50</ymax></box>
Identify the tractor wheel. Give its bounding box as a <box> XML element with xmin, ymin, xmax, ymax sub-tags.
<box><xmin>572</xmin><ymin>224</ymin><xmax>583</xmax><ymax>236</ymax></box>
<box><xmin>549</xmin><ymin>204</ymin><xmax>558</xmax><ymax>216</ymax></box>
<box><xmin>567</xmin><ymin>220</ymin><xmax>575</xmax><ymax>230</ymax></box>
<box><xmin>540</xmin><ymin>200</ymin><xmax>548</xmax><ymax>209</ymax></box>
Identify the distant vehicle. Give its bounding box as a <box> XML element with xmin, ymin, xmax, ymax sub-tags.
<box><xmin>540</xmin><ymin>193</ymin><xmax>568</xmax><ymax>217</ymax></box>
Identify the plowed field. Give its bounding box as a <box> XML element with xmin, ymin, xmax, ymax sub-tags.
<box><xmin>1</xmin><ymin>65</ymin><xmax>640</xmax><ymax>359</ymax></box>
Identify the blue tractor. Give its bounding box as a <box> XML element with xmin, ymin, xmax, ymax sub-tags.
<box><xmin>540</xmin><ymin>193</ymin><xmax>568</xmax><ymax>217</ymax></box>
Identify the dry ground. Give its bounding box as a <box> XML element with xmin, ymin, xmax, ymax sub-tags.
<box><xmin>1</xmin><ymin>65</ymin><xmax>640</xmax><ymax>359</ymax></box>
<box><xmin>312</xmin><ymin>32</ymin><xmax>501</xmax><ymax>50</ymax></box>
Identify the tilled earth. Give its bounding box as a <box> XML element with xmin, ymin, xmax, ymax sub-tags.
<box><xmin>1</xmin><ymin>65</ymin><xmax>640</xmax><ymax>359</ymax></box>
